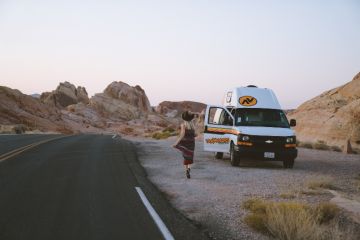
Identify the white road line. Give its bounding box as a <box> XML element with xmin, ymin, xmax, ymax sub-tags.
<box><xmin>135</xmin><ymin>187</ymin><xmax>175</xmax><ymax>240</ymax></box>
<box><xmin>112</xmin><ymin>134</ymin><xmax>117</xmax><ymax>139</ymax></box>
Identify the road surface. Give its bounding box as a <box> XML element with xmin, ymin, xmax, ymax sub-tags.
<box><xmin>0</xmin><ymin>134</ymin><xmax>207</xmax><ymax>240</ymax></box>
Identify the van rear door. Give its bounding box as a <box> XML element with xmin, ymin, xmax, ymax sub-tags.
<box><xmin>204</xmin><ymin>105</ymin><xmax>234</xmax><ymax>153</ymax></box>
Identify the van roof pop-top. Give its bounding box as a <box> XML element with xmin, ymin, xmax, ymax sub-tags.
<box><xmin>204</xmin><ymin>85</ymin><xmax>297</xmax><ymax>168</ymax></box>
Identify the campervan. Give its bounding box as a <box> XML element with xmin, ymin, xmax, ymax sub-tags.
<box><xmin>204</xmin><ymin>85</ymin><xmax>297</xmax><ymax>168</ymax></box>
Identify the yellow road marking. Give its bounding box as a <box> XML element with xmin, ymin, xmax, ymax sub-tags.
<box><xmin>0</xmin><ymin>136</ymin><xmax>67</xmax><ymax>162</ymax></box>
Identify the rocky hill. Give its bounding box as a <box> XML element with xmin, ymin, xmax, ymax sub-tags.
<box><xmin>0</xmin><ymin>81</ymin><xmax>205</xmax><ymax>136</ymax></box>
<box><xmin>288</xmin><ymin>72</ymin><xmax>360</xmax><ymax>149</ymax></box>
<box><xmin>0</xmin><ymin>86</ymin><xmax>62</xmax><ymax>133</ymax></box>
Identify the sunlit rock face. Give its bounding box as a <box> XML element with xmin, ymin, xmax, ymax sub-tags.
<box><xmin>288</xmin><ymin>72</ymin><xmax>360</xmax><ymax>148</ymax></box>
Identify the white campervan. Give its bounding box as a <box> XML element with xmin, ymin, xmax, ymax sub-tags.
<box><xmin>204</xmin><ymin>85</ymin><xmax>297</xmax><ymax>168</ymax></box>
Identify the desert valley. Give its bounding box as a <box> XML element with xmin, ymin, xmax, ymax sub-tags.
<box><xmin>1</xmin><ymin>72</ymin><xmax>360</xmax><ymax>153</ymax></box>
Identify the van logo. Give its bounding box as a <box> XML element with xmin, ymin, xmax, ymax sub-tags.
<box><xmin>265</xmin><ymin>140</ymin><xmax>273</xmax><ymax>144</ymax></box>
<box><xmin>239</xmin><ymin>96</ymin><xmax>257</xmax><ymax>106</ymax></box>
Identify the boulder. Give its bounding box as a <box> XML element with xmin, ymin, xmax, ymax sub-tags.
<box><xmin>90</xmin><ymin>81</ymin><xmax>152</xmax><ymax>120</ymax></box>
<box><xmin>155</xmin><ymin>101</ymin><xmax>206</xmax><ymax>118</ymax></box>
<box><xmin>41</xmin><ymin>81</ymin><xmax>89</xmax><ymax>108</ymax></box>
<box><xmin>288</xmin><ymin>72</ymin><xmax>360</xmax><ymax>148</ymax></box>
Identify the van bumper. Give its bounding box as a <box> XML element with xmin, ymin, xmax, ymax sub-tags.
<box><xmin>234</xmin><ymin>145</ymin><xmax>298</xmax><ymax>161</ymax></box>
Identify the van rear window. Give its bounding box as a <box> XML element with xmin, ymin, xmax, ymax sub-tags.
<box><xmin>235</xmin><ymin>108</ymin><xmax>290</xmax><ymax>128</ymax></box>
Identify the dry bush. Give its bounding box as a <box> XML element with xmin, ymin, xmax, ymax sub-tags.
<box><xmin>313</xmin><ymin>140</ymin><xmax>330</xmax><ymax>150</ymax></box>
<box><xmin>298</xmin><ymin>141</ymin><xmax>313</xmax><ymax>149</ymax></box>
<box><xmin>314</xmin><ymin>202</ymin><xmax>340</xmax><ymax>224</ymax></box>
<box><xmin>306</xmin><ymin>176</ymin><xmax>336</xmax><ymax>190</ymax></box>
<box><xmin>242</xmin><ymin>198</ymin><xmax>353</xmax><ymax>240</ymax></box>
<box><xmin>152</xmin><ymin>131</ymin><xmax>172</xmax><ymax>140</ymax></box>
<box><xmin>330</xmin><ymin>145</ymin><xmax>342</xmax><ymax>152</ymax></box>
<box><xmin>279</xmin><ymin>192</ymin><xmax>296</xmax><ymax>199</ymax></box>
<box><xmin>265</xmin><ymin>202</ymin><xmax>319</xmax><ymax>240</ymax></box>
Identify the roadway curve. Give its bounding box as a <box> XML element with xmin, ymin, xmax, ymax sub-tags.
<box><xmin>0</xmin><ymin>134</ymin><xmax>207</xmax><ymax>240</ymax></box>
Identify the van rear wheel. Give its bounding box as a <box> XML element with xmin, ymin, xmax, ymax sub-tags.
<box><xmin>230</xmin><ymin>143</ymin><xmax>240</xmax><ymax>166</ymax></box>
<box><xmin>215</xmin><ymin>152</ymin><xmax>223</xmax><ymax>159</ymax></box>
<box><xmin>283</xmin><ymin>159</ymin><xmax>295</xmax><ymax>169</ymax></box>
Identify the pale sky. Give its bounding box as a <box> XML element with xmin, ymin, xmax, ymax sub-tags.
<box><xmin>1</xmin><ymin>0</ymin><xmax>359</xmax><ymax>109</ymax></box>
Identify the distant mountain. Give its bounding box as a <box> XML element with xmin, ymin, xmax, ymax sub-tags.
<box><xmin>31</xmin><ymin>93</ymin><xmax>40</xmax><ymax>99</ymax></box>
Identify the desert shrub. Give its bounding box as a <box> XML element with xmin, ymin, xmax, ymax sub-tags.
<box><xmin>279</xmin><ymin>192</ymin><xmax>296</xmax><ymax>199</ymax></box>
<box><xmin>152</xmin><ymin>131</ymin><xmax>172</xmax><ymax>140</ymax></box>
<box><xmin>330</xmin><ymin>145</ymin><xmax>342</xmax><ymax>152</ymax></box>
<box><xmin>162</xmin><ymin>127</ymin><xmax>175</xmax><ymax>133</ymax></box>
<box><xmin>314</xmin><ymin>202</ymin><xmax>340</xmax><ymax>224</ymax></box>
<box><xmin>313</xmin><ymin>141</ymin><xmax>330</xmax><ymax>150</ymax></box>
<box><xmin>265</xmin><ymin>202</ymin><xmax>319</xmax><ymax>240</ymax></box>
<box><xmin>242</xmin><ymin>198</ymin><xmax>267</xmax><ymax>214</ymax></box>
<box><xmin>242</xmin><ymin>199</ymin><xmax>345</xmax><ymax>240</ymax></box>
<box><xmin>352</xmin><ymin>147</ymin><xmax>360</xmax><ymax>154</ymax></box>
<box><xmin>306</xmin><ymin>176</ymin><xmax>336</xmax><ymax>190</ymax></box>
<box><xmin>298</xmin><ymin>141</ymin><xmax>313</xmax><ymax>149</ymax></box>
<box><xmin>244</xmin><ymin>213</ymin><xmax>268</xmax><ymax>234</ymax></box>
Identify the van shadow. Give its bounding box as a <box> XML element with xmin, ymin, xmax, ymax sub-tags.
<box><xmin>222</xmin><ymin>156</ymin><xmax>283</xmax><ymax>169</ymax></box>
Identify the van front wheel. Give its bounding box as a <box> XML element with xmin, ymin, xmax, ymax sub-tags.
<box><xmin>230</xmin><ymin>143</ymin><xmax>240</xmax><ymax>166</ymax></box>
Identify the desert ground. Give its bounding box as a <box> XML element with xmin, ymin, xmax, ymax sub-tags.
<box><xmin>132</xmin><ymin>136</ymin><xmax>360</xmax><ymax>240</ymax></box>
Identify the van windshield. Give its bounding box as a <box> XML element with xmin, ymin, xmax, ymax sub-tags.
<box><xmin>234</xmin><ymin>108</ymin><xmax>290</xmax><ymax>128</ymax></box>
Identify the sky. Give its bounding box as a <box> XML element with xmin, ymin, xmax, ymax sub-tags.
<box><xmin>0</xmin><ymin>0</ymin><xmax>359</xmax><ymax>109</ymax></box>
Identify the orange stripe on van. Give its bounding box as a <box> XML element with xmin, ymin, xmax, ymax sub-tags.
<box><xmin>207</xmin><ymin>127</ymin><xmax>240</xmax><ymax>135</ymax></box>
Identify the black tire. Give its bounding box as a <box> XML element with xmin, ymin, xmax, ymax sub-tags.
<box><xmin>230</xmin><ymin>143</ymin><xmax>240</xmax><ymax>166</ymax></box>
<box><xmin>215</xmin><ymin>152</ymin><xmax>223</xmax><ymax>159</ymax></box>
<box><xmin>283</xmin><ymin>159</ymin><xmax>295</xmax><ymax>169</ymax></box>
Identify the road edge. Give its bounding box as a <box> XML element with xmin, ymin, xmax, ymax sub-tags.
<box><xmin>120</xmin><ymin>139</ymin><xmax>212</xmax><ymax>240</ymax></box>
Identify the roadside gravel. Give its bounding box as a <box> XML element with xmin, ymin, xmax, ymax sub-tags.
<box><xmin>134</xmin><ymin>137</ymin><xmax>360</xmax><ymax>240</ymax></box>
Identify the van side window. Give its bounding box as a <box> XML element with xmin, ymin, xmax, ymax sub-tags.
<box><xmin>208</xmin><ymin>107</ymin><xmax>233</xmax><ymax>126</ymax></box>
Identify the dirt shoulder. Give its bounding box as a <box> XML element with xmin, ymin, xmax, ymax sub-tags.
<box><xmin>132</xmin><ymin>137</ymin><xmax>360</xmax><ymax>240</ymax></box>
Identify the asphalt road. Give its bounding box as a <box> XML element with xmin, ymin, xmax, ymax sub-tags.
<box><xmin>0</xmin><ymin>134</ymin><xmax>58</xmax><ymax>155</ymax></box>
<box><xmin>0</xmin><ymin>134</ymin><xmax>208</xmax><ymax>240</ymax></box>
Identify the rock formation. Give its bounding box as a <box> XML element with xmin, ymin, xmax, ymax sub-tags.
<box><xmin>155</xmin><ymin>101</ymin><xmax>206</xmax><ymax>118</ymax></box>
<box><xmin>288</xmin><ymin>72</ymin><xmax>360</xmax><ymax>149</ymax></box>
<box><xmin>41</xmin><ymin>81</ymin><xmax>89</xmax><ymax>108</ymax></box>
<box><xmin>0</xmin><ymin>86</ymin><xmax>63</xmax><ymax>133</ymax></box>
<box><xmin>90</xmin><ymin>81</ymin><xmax>152</xmax><ymax>120</ymax></box>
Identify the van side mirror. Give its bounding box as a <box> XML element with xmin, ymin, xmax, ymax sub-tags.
<box><xmin>290</xmin><ymin>119</ymin><xmax>296</xmax><ymax>127</ymax></box>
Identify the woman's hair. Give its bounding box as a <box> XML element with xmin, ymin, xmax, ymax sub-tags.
<box><xmin>182</xmin><ymin>111</ymin><xmax>194</xmax><ymax>122</ymax></box>
<box><xmin>183</xmin><ymin>121</ymin><xmax>195</xmax><ymax>130</ymax></box>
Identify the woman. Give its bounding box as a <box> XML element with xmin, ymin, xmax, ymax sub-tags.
<box><xmin>173</xmin><ymin>111</ymin><xmax>196</xmax><ymax>179</ymax></box>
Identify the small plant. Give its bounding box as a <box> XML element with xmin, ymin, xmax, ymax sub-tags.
<box><xmin>330</xmin><ymin>145</ymin><xmax>342</xmax><ymax>152</ymax></box>
<box><xmin>242</xmin><ymin>198</ymin><xmax>267</xmax><ymax>213</ymax></box>
<box><xmin>314</xmin><ymin>202</ymin><xmax>340</xmax><ymax>224</ymax></box>
<box><xmin>306</xmin><ymin>176</ymin><xmax>336</xmax><ymax>190</ymax></box>
<box><xmin>162</xmin><ymin>127</ymin><xmax>175</xmax><ymax>133</ymax></box>
<box><xmin>151</xmin><ymin>129</ymin><xmax>177</xmax><ymax>140</ymax></box>
<box><xmin>298</xmin><ymin>141</ymin><xmax>313</xmax><ymax>149</ymax></box>
<box><xmin>313</xmin><ymin>141</ymin><xmax>330</xmax><ymax>150</ymax></box>
<box><xmin>279</xmin><ymin>192</ymin><xmax>296</xmax><ymax>199</ymax></box>
<box><xmin>242</xmin><ymin>198</ymin><xmax>345</xmax><ymax>240</ymax></box>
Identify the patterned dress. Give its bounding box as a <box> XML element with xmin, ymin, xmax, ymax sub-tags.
<box><xmin>175</xmin><ymin>128</ymin><xmax>195</xmax><ymax>165</ymax></box>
